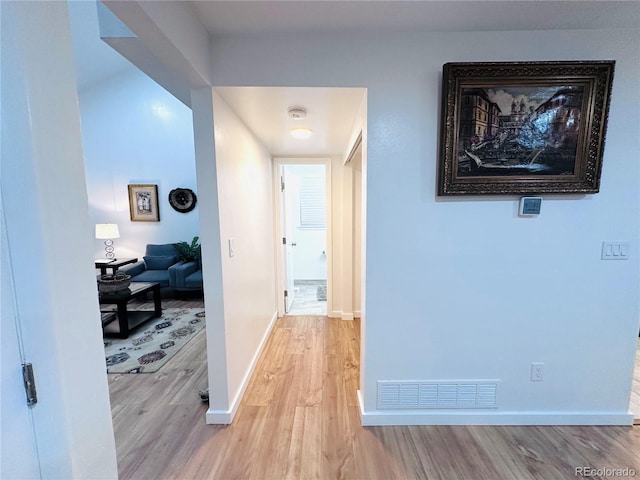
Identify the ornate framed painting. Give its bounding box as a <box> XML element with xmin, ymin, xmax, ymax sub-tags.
<box><xmin>438</xmin><ymin>61</ymin><xmax>615</xmax><ymax>195</ymax></box>
<box><xmin>128</xmin><ymin>184</ymin><xmax>160</xmax><ymax>221</ymax></box>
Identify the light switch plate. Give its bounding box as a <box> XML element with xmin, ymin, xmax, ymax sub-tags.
<box><xmin>601</xmin><ymin>242</ymin><xmax>629</xmax><ymax>260</ymax></box>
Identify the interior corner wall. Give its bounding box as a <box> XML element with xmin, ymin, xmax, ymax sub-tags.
<box><xmin>209</xmin><ymin>28</ymin><xmax>640</xmax><ymax>424</ymax></box>
<box><xmin>346</xmin><ymin>92</ymin><xmax>368</xmax><ymax>320</ymax></box>
<box><xmin>329</xmin><ymin>154</ymin><xmax>355</xmax><ymax>319</ymax></box>
<box><xmin>332</xmin><ymin>91</ymin><xmax>368</xmax><ymax>321</ymax></box>
<box><xmin>352</xmin><ymin>147</ymin><xmax>363</xmax><ymax>317</ymax></box>
<box><xmin>79</xmin><ymin>67</ymin><xmax>199</xmax><ymax>259</ymax></box>
<box><xmin>211</xmin><ymin>90</ymin><xmax>278</xmax><ymax>414</ymax></box>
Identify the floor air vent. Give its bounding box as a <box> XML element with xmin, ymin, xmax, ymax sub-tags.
<box><xmin>377</xmin><ymin>381</ymin><xmax>498</xmax><ymax>409</ymax></box>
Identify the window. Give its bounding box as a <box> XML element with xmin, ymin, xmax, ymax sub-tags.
<box><xmin>299</xmin><ymin>175</ymin><xmax>326</xmax><ymax>228</ymax></box>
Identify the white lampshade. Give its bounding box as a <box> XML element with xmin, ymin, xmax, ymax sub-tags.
<box><xmin>95</xmin><ymin>223</ymin><xmax>120</xmax><ymax>239</ymax></box>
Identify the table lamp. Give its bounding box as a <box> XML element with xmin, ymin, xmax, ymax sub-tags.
<box><xmin>95</xmin><ymin>223</ymin><xmax>120</xmax><ymax>260</ymax></box>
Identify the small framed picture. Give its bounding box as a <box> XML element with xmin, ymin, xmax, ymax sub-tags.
<box><xmin>128</xmin><ymin>184</ymin><xmax>160</xmax><ymax>222</ymax></box>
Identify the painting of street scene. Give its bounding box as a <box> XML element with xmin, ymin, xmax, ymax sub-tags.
<box><xmin>456</xmin><ymin>85</ymin><xmax>584</xmax><ymax>177</ymax></box>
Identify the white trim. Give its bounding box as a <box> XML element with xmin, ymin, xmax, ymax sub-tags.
<box><xmin>344</xmin><ymin>131</ymin><xmax>363</xmax><ymax>165</ymax></box>
<box><xmin>273</xmin><ymin>161</ymin><xmax>286</xmax><ymax>317</ymax></box>
<box><xmin>354</xmin><ymin>310</ymin><xmax>361</xmax><ymax>318</ymax></box>
<box><xmin>331</xmin><ymin>310</ymin><xmax>355</xmax><ymax>320</ymax></box>
<box><xmin>357</xmin><ymin>389</ymin><xmax>366</xmax><ymax>423</ymax></box>
<box><xmin>358</xmin><ymin>407</ymin><xmax>633</xmax><ymax>426</ymax></box>
<box><xmin>206</xmin><ymin>310</ymin><xmax>279</xmax><ymax>424</ymax></box>
<box><xmin>273</xmin><ymin>157</ymin><xmax>332</xmax><ymax>318</ymax></box>
<box><xmin>204</xmin><ymin>409</ymin><xmax>233</xmax><ymax>425</ymax></box>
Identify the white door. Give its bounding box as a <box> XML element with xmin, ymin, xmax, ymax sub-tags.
<box><xmin>1</xmin><ymin>218</ymin><xmax>41</xmax><ymax>479</ymax></box>
<box><xmin>1</xmin><ymin>3</ymin><xmax>118</xmax><ymax>476</ymax></box>
<box><xmin>281</xmin><ymin>166</ymin><xmax>296</xmax><ymax>313</ymax></box>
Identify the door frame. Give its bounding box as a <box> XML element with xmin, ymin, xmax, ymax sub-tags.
<box><xmin>273</xmin><ymin>157</ymin><xmax>332</xmax><ymax>317</ymax></box>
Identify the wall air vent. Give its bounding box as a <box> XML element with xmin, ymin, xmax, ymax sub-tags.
<box><xmin>377</xmin><ymin>381</ymin><xmax>498</xmax><ymax>409</ymax></box>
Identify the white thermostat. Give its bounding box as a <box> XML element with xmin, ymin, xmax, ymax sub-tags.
<box><xmin>519</xmin><ymin>197</ymin><xmax>542</xmax><ymax>216</ymax></box>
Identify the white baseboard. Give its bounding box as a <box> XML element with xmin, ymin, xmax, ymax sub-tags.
<box><xmin>330</xmin><ymin>310</ymin><xmax>355</xmax><ymax>320</ymax></box>
<box><xmin>205</xmin><ymin>408</ymin><xmax>233</xmax><ymax>424</ymax></box>
<box><xmin>354</xmin><ymin>310</ymin><xmax>361</xmax><ymax>318</ymax></box>
<box><xmin>356</xmin><ymin>391</ymin><xmax>632</xmax><ymax>426</ymax></box>
<box><xmin>205</xmin><ymin>310</ymin><xmax>278</xmax><ymax>425</ymax></box>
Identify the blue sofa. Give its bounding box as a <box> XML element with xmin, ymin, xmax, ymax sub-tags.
<box><xmin>170</xmin><ymin>260</ymin><xmax>203</xmax><ymax>296</ymax></box>
<box><xmin>118</xmin><ymin>244</ymin><xmax>183</xmax><ymax>295</ymax></box>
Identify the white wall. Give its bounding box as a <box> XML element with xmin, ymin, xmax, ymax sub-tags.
<box><xmin>1</xmin><ymin>1</ymin><xmax>118</xmax><ymax>476</ymax></box>
<box><xmin>204</xmin><ymin>90</ymin><xmax>278</xmax><ymax>420</ymax></box>
<box><xmin>209</xmin><ymin>29</ymin><xmax>640</xmax><ymax>424</ymax></box>
<box><xmin>79</xmin><ymin>67</ymin><xmax>199</xmax><ymax>260</ymax></box>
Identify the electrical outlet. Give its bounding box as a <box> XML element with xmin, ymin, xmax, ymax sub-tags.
<box><xmin>530</xmin><ymin>363</ymin><xmax>544</xmax><ymax>382</ymax></box>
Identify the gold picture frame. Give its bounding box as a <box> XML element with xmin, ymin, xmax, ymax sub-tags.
<box><xmin>128</xmin><ymin>184</ymin><xmax>160</xmax><ymax>222</ymax></box>
<box><xmin>438</xmin><ymin>61</ymin><xmax>615</xmax><ymax>195</ymax></box>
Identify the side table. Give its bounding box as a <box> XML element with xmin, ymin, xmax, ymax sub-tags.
<box><xmin>95</xmin><ymin>258</ymin><xmax>138</xmax><ymax>275</ymax></box>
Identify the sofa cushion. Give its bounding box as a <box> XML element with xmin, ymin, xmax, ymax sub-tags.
<box><xmin>146</xmin><ymin>244</ymin><xmax>178</xmax><ymax>257</ymax></box>
<box><xmin>185</xmin><ymin>269</ymin><xmax>203</xmax><ymax>289</ymax></box>
<box><xmin>143</xmin><ymin>255</ymin><xmax>177</xmax><ymax>270</ymax></box>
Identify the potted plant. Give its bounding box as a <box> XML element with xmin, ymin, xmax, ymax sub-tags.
<box><xmin>174</xmin><ymin>236</ymin><xmax>201</xmax><ymax>262</ymax></box>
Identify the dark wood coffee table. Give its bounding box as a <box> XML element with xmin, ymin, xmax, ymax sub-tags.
<box><xmin>100</xmin><ymin>282</ymin><xmax>161</xmax><ymax>339</ymax></box>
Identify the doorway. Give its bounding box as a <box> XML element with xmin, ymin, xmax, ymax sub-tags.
<box><xmin>278</xmin><ymin>161</ymin><xmax>329</xmax><ymax>316</ymax></box>
<box><xmin>631</xmin><ymin>338</ymin><xmax>640</xmax><ymax>424</ymax></box>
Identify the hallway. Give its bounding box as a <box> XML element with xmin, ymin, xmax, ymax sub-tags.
<box><xmin>109</xmin><ymin>314</ymin><xmax>640</xmax><ymax>480</ymax></box>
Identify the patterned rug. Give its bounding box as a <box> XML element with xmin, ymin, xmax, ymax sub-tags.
<box><xmin>104</xmin><ymin>307</ymin><xmax>205</xmax><ymax>374</ymax></box>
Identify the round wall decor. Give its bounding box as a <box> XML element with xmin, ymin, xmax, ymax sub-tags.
<box><xmin>168</xmin><ymin>188</ymin><xmax>197</xmax><ymax>213</ymax></box>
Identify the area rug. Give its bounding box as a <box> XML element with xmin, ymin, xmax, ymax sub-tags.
<box><xmin>104</xmin><ymin>307</ymin><xmax>205</xmax><ymax>374</ymax></box>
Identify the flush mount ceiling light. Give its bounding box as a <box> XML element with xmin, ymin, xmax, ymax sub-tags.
<box><xmin>287</xmin><ymin>107</ymin><xmax>307</xmax><ymax>120</ymax></box>
<box><xmin>290</xmin><ymin>127</ymin><xmax>313</xmax><ymax>139</ymax></box>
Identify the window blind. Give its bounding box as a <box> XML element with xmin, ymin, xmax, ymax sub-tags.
<box><xmin>299</xmin><ymin>175</ymin><xmax>326</xmax><ymax>228</ymax></box>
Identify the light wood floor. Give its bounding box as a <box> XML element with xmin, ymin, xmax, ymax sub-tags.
<box><xmin>109</xmin><ymin>311</ymin><xmax>640</xmax><ymax>480</ymax></box>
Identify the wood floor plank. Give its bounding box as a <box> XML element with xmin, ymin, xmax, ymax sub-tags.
<box><xmin>284</xmin><ymin>406</ymin><xmax>323</xmax><ymax>479</ymax></box>
<box><xmin>243</xmin><ymin>323</ymin><xmax>292</xmax><ymax>407</ymax></box>
<box><xmin>294</xmin><ymin>318</ymin><xmax>323</xmax><ymax>407</ymax></box>
<box><xmin>250</xmin><ymin>353</ymin><xmax>301</xmax><ymax>480</ymax></box>
<box><xmin>109</xmin><ymin>307</ymin><xmax>640</xmax><ymax>480</ymax></box>
<box><xmin>341</xmin><ymin>319</ymin><xmax>361</xmax><ymax>407</ymax></box>
<box><xmin>321</xmin><ymin>352</ymin><xmax>356</xmax><ymax>479</ymax></box>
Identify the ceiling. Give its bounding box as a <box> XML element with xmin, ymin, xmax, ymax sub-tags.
<box><xmin>191</xmin><ymin>1</ymin><xmax>640</xmax><ymax>38</ymax></box>
<box><xmin>68</xmin><ymin>0</ymin><xmax>132</xmax><ymax>91</ymax></box>
<box><xmin>215</xmin><ymin>87</ymin><xmax>365</xmax><ymax>156</ymax></box>
<box><xmin>69</xmin><ymin>0</ymin><xmax>640</xmax><ymax>157</ymax></box>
